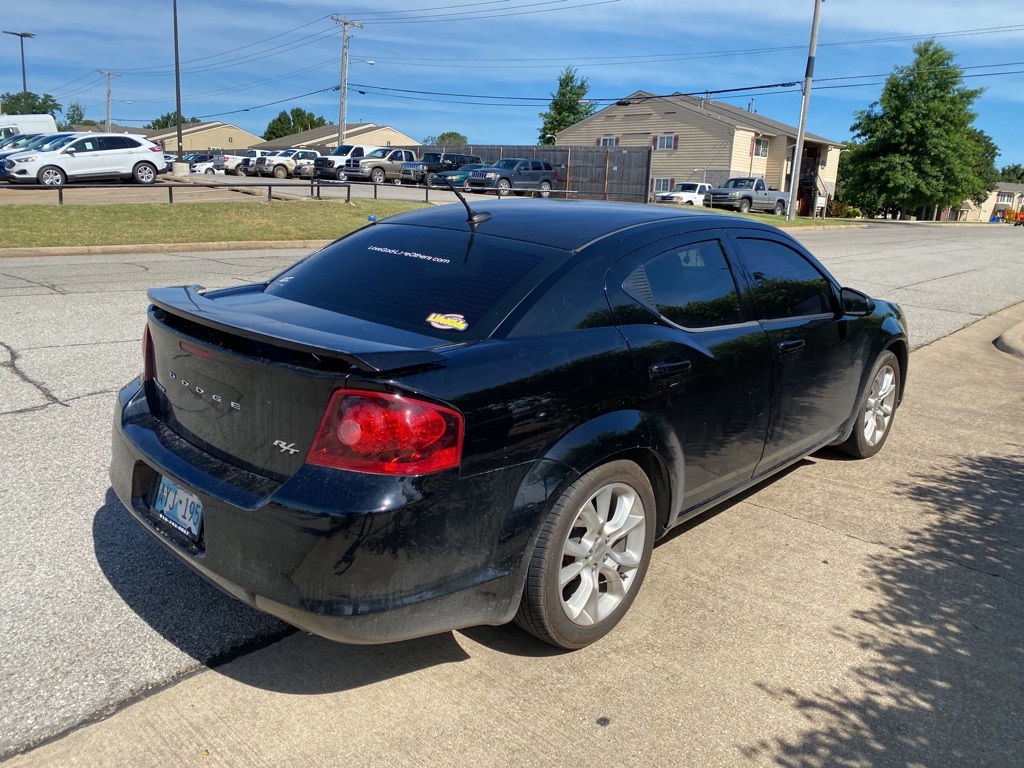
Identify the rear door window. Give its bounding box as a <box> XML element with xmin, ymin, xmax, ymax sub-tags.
<box><xmin>264</xmin><ymin>223</ymin><xmax>569</xmax><ymax>340</ymax></box>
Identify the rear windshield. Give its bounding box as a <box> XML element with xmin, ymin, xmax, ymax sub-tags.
<box><xmin>263</xmin><ymin>223</ymin><xmax>569</xmax><ymax>340</ymax></box>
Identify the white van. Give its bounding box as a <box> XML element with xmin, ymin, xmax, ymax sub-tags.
<box><xmin>0</xmin><ymin>114</ymin><xmax>59</xmax><ymax>141</ymax></box>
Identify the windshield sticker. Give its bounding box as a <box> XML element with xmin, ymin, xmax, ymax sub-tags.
<box><xmin>368</xmin><ymin>245</ymin><xmax>450</xmax><ymax>264</ymax></box>
<box><xmin>427</xmin><ymin>313</ymin><xmax>469</xmax><ymax>332</ymax></box>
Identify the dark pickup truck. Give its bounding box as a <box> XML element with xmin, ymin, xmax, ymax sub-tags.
<box><xmin>400</xmin><ymin>151</ymin><xmax>482</xmax><ymax>185</ymax></box>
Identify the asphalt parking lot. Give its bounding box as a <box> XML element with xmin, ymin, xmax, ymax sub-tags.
<box><xmin>1</xmin><ymin>223</ymin><xmax>1023</xmax><ymax>766</ymax></box>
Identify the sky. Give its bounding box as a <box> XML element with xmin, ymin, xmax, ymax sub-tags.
<box><xmin>2</xmin><ymin>1</ymin><xmax>1022</xmax><ymax>166</ymax></box>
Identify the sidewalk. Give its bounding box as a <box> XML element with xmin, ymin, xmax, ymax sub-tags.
<box><xmin>7</xmin><ymin>305</ymin><xmax>1024</xmax><ymax>768</ymax></box>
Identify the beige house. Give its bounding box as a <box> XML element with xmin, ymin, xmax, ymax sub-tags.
<box><xmin>253</xmin><ymin>123</ymin><xmax>419</xmax><ymax>151</ymax></box>
<box><xmin>148</xmin><ymin>121</ymin><xmax>263</xmax><ymax>152</ymax></box>
<box><xmin>952</xmin><ymin>183</ymin><xmax>1024</xmax><ymax>222</ymax></box>
<box><xmin>556</xmin><ymin>91</ymin><xmax>843</xmax><ymax>215</ymax></box>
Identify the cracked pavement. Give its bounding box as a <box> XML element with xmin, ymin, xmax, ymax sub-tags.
<box><xmin>2</xmin><ymin>226</ymin><xmax>1023</xmax><ymax>765</ymax></box>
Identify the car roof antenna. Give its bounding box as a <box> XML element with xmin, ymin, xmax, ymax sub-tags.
<box><xmin>436</xmin><ymin>175</ymin><xmax>491</xmax><ymax>225</ymax></box>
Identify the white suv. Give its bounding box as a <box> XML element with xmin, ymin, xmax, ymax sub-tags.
<box><xmin>5</xmin><ymin>132</ymin><xmax>165</xmax><ymax>186</ymax></box>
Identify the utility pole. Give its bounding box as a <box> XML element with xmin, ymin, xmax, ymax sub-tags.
<box><xmin>786</xmin><ymin>0</ymin><xmax>824</xmax><ymax>221</ymax></box>
<box><xmin>331</xmin><ymin>16</ymin><xmax>362</xmax><ymax>147</ymax></box>
<box><xmin>97</xmin><ymin>70</ymin><xmax>121</xmax><ymax>131</ymax></box>
<box><xmin>173</xmin><ymin>0</ymin><xmax>184</xmax><ymax>162</ymax></box>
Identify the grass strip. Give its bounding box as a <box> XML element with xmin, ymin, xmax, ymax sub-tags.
<box><xmin>0</xmin><ymin>199</ymin><xmax>427</xmax><ymax>249</ymax></box>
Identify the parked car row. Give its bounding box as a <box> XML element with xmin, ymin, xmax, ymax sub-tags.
<box><xmin>1</xmin><ymin>131</ymin><xmax>166</xmax><ymax>187</ymax></box>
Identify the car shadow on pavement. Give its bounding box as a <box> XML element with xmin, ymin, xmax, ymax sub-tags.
<box><xmin>739</xmin><ymin>451</ymin><xmax>1024</xmax><ymax>766</ymax></box>
<box><xmin>93</xmin><ymin>488</ymin><xmax>471</xmax><ymax>694</ymax></box>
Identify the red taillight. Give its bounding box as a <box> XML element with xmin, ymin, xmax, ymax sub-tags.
<box><xmin>149</xmin><ymin>146</ymin><xmax>163</xmax><ymax>153</ymax></box>
<box><xmin>142</xmin><ymin>324</ymin><xmax>155</xmax><ymax>382</ymax></box>
<box><xmin>307</xmin><ymin>389</ymin><xmax>463</xmax><ymax>475</ymax></box>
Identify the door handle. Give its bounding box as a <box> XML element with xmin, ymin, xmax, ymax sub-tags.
<box><xmin>649</xmin><ymin>360</ymin><xmax>692</xmax><ymax>379</ymax></box>
<box><xmin>777</xmin><ymin>339</ymin><xmax>805</xmax><ymax>355</ymax></box>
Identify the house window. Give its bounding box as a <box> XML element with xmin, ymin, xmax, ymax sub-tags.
<box><xmin>753</xmin><ymin>138</ymin><xmax>769</xmax><ymax>158</ymax></box>
<box><xmin>657</xmin><ymin>135</ymin><xmax>675</xmax><ymax>151</ymax></box>
<box><xmin>600</xmin><ymin>136</ymin><xmax>617</xmax><ymax>147</ymax></box>
<box><xmin>653</xmin><ymin>178</ymin><xmax>673</xmax><ymax>193</ymax></box>
<box><xmin>997</xmin><ymin>192</ymin><xmax>1014</xmax><ymax>204</ymax></box>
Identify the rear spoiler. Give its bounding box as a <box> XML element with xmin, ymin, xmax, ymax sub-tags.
<box><xmin>148</xmin><ymin>285</ymin><xmax>448</xmax><ymax>374</ymax></box>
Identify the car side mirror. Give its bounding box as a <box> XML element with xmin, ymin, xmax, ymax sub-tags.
<box><xmin>64</xmin><ymin>148</ymin><xmax>76</xmax><ymax>155</ymax></box>
<box><xmin>840</xmin><ymin>287</ymin><xmax>874</xmax><ymax>316</ymax></box>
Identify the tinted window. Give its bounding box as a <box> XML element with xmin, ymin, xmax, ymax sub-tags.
<box><xmin>264</xmin><ymin>224</ymin><xmax>568</xmax><ymax>340</ymax></box>
<box><xmin>100</xmin><ymin>136</ymin><xmax>137</xmax><ymax>150</ymax></box>
<box><xmin>628</xmin><ymin>240</ymin><xmax>743</xmax><ymax>329</ymax></box>
<box><xmin>734</xmin><ymin>238</ymin><xmax>833</xmax><ymax>320</ymax></box>
<box><xmin>70</xmin><ymin>138</ymin><xmax>102</xmax><ymax>153</ymax></box>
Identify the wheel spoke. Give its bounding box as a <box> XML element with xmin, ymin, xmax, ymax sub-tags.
<box><xmin>563</xmin><ymin>569</ymin><xmax>598</xmax><ymax>624</ymax></box>
<box><xmin>559</xmin><ymin>559</ymin><xmax>586</xmax><ymax>588</ymax></box>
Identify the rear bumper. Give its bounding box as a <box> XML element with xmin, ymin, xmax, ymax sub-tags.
<box><xmin>109</xmin><ymin>380</ymin><xmax>527</xmax><ymax>644</ymax></box>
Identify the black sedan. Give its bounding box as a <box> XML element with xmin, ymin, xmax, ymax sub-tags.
<box><xmin>110</xmin><ymin>200</ymin><xmax>908</xmax><ymax>649</ymax></box>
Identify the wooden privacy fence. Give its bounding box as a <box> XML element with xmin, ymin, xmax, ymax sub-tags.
<box><xmin>306</xmin><ymin>143</ymin><xmax>654</xmax><ymax>203</ymax></box>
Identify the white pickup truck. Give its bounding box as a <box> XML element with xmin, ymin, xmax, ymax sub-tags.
<box><xmin>655</xmin><ymin>182</ymin><xmax>711</xmax><ymax>206</ymax></box>
<box><xmin>707</xmin><ymin>177</ymin><xmax>789</xmax><ymax>215</ymax></box>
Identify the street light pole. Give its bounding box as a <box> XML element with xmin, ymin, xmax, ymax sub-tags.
<box><xmin>786</xmin><ymin>0</ymin><xmax>824</xmax><ymax>221</ymax></box>
<box><xmin>2</xmin><ymin>31</ymin><xmax>36</xmax><ymax>102</ymax></box>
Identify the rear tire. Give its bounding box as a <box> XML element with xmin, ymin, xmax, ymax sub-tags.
<box><xmin>773</xmin><ymin>199</ymin><xmax>786</xmax><ymax>216</ymax></box>
<box><xmin>514</xmin><ymin>460</ymin><xmax>656</xmax><ymax>649</ymax></box>
<box><xmin>538</xmin><ymin>180</ymin><xmax>552</xmax><ymax>198</ymax></box>
<box><xmin>838</xmin><ymin>350</ymin><xmax>900</xmax><ymax>458</ymax></box>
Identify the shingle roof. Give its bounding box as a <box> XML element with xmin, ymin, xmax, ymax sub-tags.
<box><xmin>583</xmin><ymin>91</ymin><xmax>843</xmax><ymax>146</ymax></box>
<box><xmin>253</xmin><ymin>123</ymin><xmax>377</xmax><ymax>149</ymax></box>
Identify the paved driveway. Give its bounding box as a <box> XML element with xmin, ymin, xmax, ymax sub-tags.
<box><xmin>2</xmin><ymin>224</ymin><xmax>1023</xmax><ymax>764</ymax></box>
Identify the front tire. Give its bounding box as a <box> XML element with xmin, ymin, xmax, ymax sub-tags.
<box><xmin>272</xmin><ymin>165</ymin><xmax>287</xmax><ymax>179</ymax></box>
<box><xmin>515</xmin><ymin>460</ymin><xmax>656</xmax><ymax>649</ymax></box>
<box><xmin>838</xmin><ymin>350</ymin><xmax>900</xmax><ymax>458</ymax></box>
<box><xmin>738</xmin><ymin>198</ymin><xmax>752</xmax><ymax>214</ymax></box>
<box><xmin>497</xmin><ymin>178</ymin><xmax>512</xmax><ymax>196</ymax></box>
<box><xmin>38</xmin><ymin>166</ymin><xmax>67</xmax><ymax>187</ymax></box>
<box><xmin>235</xmin><ymin>165</ymin><xmax>246</xmax><ymax>176</ymax></box>
<box><xmin>205</xmin><ymin>168</ymin><xmax>215</xmax><ymax>175</ymax></box>
<box><xmin>371</xmin><ymin>167</ymin><xmax>386</xmax><ymax>184</ymax></box>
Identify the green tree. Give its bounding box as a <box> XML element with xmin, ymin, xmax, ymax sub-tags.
<box><xmin>144</xmin><ymin>112</ymin><xmax>201</xmax><ymax>130</ymax></box>
<box><xmin>58</xmin><ymin>101</ymin><xmax>91</xmax><ymax>130</ymax></box>
<box><xmin>263</xmin><ymin>108</ymin><xmax>327</xmax><ymax>141</ymax></box>
<box><xmin>1000</xmin><ymin>163</ymin><xmax>1024</xmax><ymax>183</ymax></box>
<box><xmin>430</xmin><ymin>130</ymin><xmax>469</xmax><ymax>146</ymax></box>
<box><xmin>538</xmin><ymin>67</ymin><xmax>596</xmax><ymax>145</ymax></box>
<box><xmin>841</xmin><ymin>40</ymin><xmax>997</xmax><ymax>218</ymax></box>
<box><xmin>967</xmin><ymin>129</ymin><xmax>1000</xmax><ymax>206</ymax></box>
<box><xmin>1</xmin><ymin>91</ymin><xmax>61</xmax><ymax>117</ymax></box>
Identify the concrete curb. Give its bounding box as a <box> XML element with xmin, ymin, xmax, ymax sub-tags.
<box><xmin>995</xmin><ymin>321</ymin><xmax>1024</xmax><ymax>361</ymax></box>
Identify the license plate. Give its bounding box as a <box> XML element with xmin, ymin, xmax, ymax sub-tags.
<box><xmin>153</xmin><ymin>475</ymin><xmax>203</xmax><ymax>539</ymax></box>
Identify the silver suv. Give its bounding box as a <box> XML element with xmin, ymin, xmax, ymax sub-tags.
<box><xmin>5</xmin><ymin>132</ymin><xmax>165</xmax><ymax>186</ymax></box>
